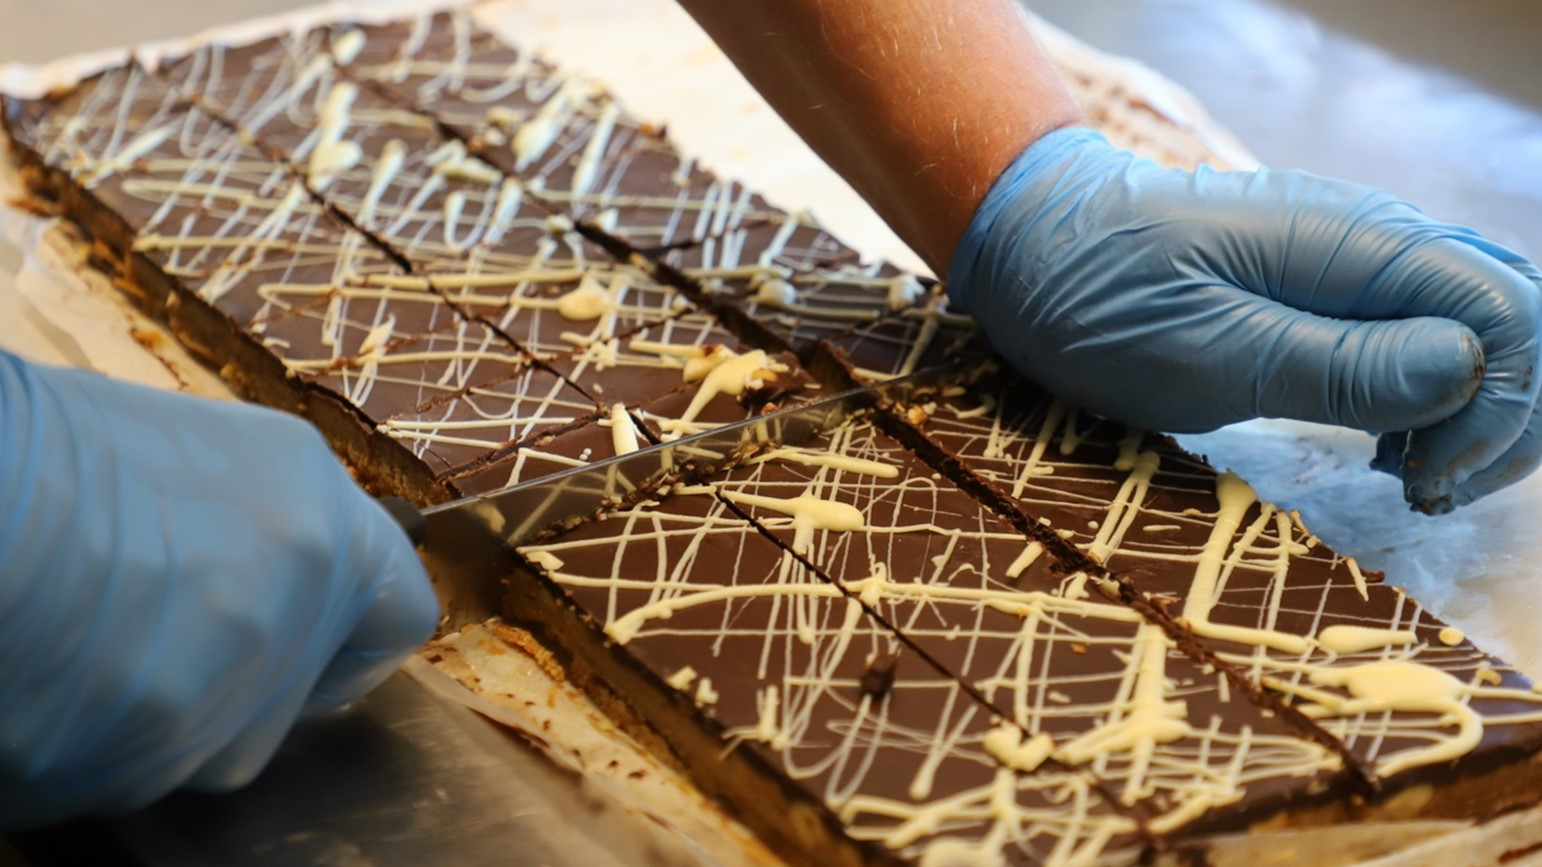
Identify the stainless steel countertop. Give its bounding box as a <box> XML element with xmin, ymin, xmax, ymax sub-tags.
<box><xmin>7</xmin><ymin>670</ymin><xmax>698</xmax><ymax>867</ymax></box>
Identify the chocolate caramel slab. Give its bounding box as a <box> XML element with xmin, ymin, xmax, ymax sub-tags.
<box><xmin>905</xmin><ymin>372</ymin><xmax>1542</xmax><ymax>817</ymax></box>
<box><xmin>516</xmin><ymin>485</ymin><xmax>1147</xmax><ymax>865</ymax></box>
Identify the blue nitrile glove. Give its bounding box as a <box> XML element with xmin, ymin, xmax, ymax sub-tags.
<box><xmin>949</xmin><ymin>128</ymin><xmax>1542</xmax><ymax>514</ymax></box>
<box><xmin>0</xmin><ymin>351</ymin><xmax>438</xmax><ymax>830</ymax></box>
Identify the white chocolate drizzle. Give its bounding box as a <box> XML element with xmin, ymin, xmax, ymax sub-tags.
<box><xmin>538</xmin><ymin>421</ymin><xmax>1353</xmax><ymax>851</ymax></box>
<box><xmin>603</xmin><ymin>335</ymin><xmax>793</xmax><ymax>441</ymax></box>
<box><xmin>307</xmin><ymin>82</ymin><xmax>364</xmax><ymax>189</ymax></box>
<box><xmin>607</xmin><ymin>403</ymin><xmax>643</xmax><ymax>457</ymax></box>
<box><xmin>1316</xmin><ymin>625</ymin><xmax>1417</xmax><ymax>655</ymax></box>
<box><xmin>982</xmin><ymin>724</ymin><xmax>1055</xmax><ymax>773</ymax></box>
<box><xmin>920</xmin><ymin>383</ymin><xmax>1542</xmax><ymax>782</ymax></box>
<box><xmin>666</xmin><ymin>665</ymin><xmax>698</xmax><ymax>691</ymax></box>
<box><xmin>21</xmin><ymin>74</ymin><xmax>606</xmax><ymax>467</ymax></box>
<box><xmin>519</xmin><ymin>482</ymin><xmax>1144</xmax><ymax>862</ymax></box>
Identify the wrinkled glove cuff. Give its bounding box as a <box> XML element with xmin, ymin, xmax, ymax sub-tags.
<box><xmin>0</xmin><ymin>352</ymin><xmax>43</xmax><ymax>583</ymax></box>
<box><xmin>945</xmin><ymin>126</ymin><xmax>1112</xmax><ymax>314</ymax></box>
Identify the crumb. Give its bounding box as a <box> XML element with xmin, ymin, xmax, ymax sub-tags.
<box><xmin>860</xmin><ymin>652</ymin><xmax>901</xmax><ymax>699</ymax></box>
<box><xmin>6</xmin><ymin>195</ymin><xmax>55</xmax><ymax>217</ymax></box>
<box><xmin>127</xmin><ymin>326</ymin><xmax>192</xmax><ymax>390</ymax></box>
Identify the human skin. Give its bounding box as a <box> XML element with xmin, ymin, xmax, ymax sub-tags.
<box><xmin>673</xmin><ymin>0</ymin><xmax>1081</xmax><ymax>275</ymax></box>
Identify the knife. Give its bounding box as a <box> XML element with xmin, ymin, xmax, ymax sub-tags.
<box><xmin>377</xmin><ymin>365</ymin><xmax>964</xmax><ymax>617</ymax></box>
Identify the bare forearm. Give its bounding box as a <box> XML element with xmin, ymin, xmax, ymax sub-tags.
<box><xmin>675</xmin><ymin>0</ymin><xmax>1081</xmax><ymax>273</ymax></box>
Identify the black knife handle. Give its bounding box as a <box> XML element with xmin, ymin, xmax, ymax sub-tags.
<box><xmin>378</xmin><ymin>496</ymin><xmax>427</xmax><ymax>546</ymax></box>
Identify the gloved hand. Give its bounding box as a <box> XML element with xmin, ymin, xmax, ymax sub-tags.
<box><xmin>0</xmin><ymin>351</ymin><xmax>438</xmax><ymax>829</ymax></box>
<box><xmin>949</xmin><ymin>128</ymin><xmax>1542</xmax><ymax>514</ymax></box>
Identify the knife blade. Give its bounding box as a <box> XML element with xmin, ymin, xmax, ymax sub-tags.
<box><xmin>427</xmin><ymin>364</ymin><xmax>960</xmax><ymax>540</ymax></box>
<box><xmin>385</xmin><ymin>365</ymin><xmax>965</xmax><ymax>622</ymax></box>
